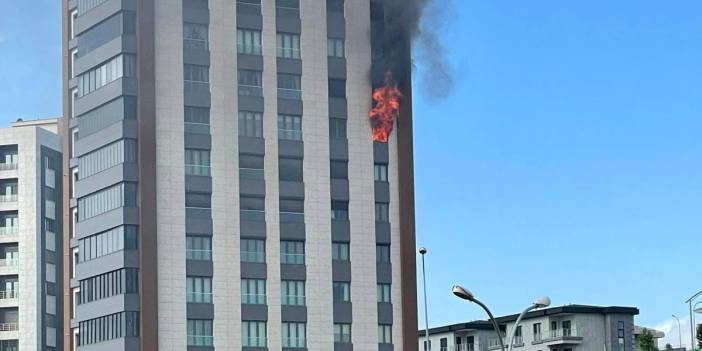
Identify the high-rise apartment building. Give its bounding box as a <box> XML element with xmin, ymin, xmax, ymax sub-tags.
<box><xmin>0</xmin><ymin>118</ymin><xmax>63</xmax><ymax>351</ymax></box>
<box><xmin>61</xmin><ymin>1</ymin><xmax>417</xmax><ymax>350</ymax></box>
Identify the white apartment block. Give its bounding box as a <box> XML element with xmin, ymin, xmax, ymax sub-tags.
<box><xmin>420</xmin><ymin>305</ymin><xmax>644</xmax><ymax>351</ymax></box>
<box><xmin>0</xmin><ymin>118</ymin><xmax>63</xmax><ymax>351</ymax></box>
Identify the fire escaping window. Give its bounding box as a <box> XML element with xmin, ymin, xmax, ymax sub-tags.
<box><xmin>237</xmin><ymin>29</ymin><xmax>262</xmax><ymax>55</ymax></box>
<box><xmin>277</xmin><ymin>33</ymin><xmax>301</xmax><ymax>59</ymax></box>
<box><xmin>277</xmin><ymin>73</ymin><xmax>302</xmax><ymax>100</ymax></box>
<box><xmin>327</xmin><ymin>38</ymin><xmax>345</xmax><ymax>58</ymax></box>
<box><xmin>239</xmin><ymin>111</ymin><xmax>263</xmax><ymax>138</ymax></box>
<box><xmin>238</xmin><ymin>70</ymin><xmax>262</xmax><ymax>97</ymax></box>
<box><xmin>277</xmin><ymin>115</ymin><xmax>302</xmax><ymax>141</ymax></box>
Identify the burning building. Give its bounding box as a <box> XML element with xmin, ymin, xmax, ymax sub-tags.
<box><xmin>61</xmin><ymin>0</ymin><xmax>418</xmax><ymax>350</ymax></box>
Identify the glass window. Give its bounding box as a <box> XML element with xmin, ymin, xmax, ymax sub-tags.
<box><xmin>78</xmin><ymin>139</ymin><xmax>137</xmax><ymax>179</ymax></box>
<box><xmin>241</xmin><ymin>279</ymin><xmax>266</xmax><ymax>305</ymax></box>
<box><xmin>187</xmin><ymin>319</ymin><xmax>213</xmax><ymax>346</ymax></box>
<box><xmin>78</xmin><ymin>183</ymin><xmax>137</xmax><ymax>220</ymax></box>
<box><xmin>326</xmin><ymin>0</ymin><xmax>344</xmax><ymax>13</ymax></box>
<box><xmin>79</xmin><ymin>311</ymin><xmax>139</xmax><ymax>346</ymax></box>
<box><xmin>77</xmin><ymin>12</ymin><xmax>136</xmax><ymax>56</ymax></box>
<box><xmin>79</xmin><ymin>268</ymin><xmax>139</xmax><ymax>304</ymax></box>
<box><xmin>334</xmin><ymin>323</ymin><xmax>351</xmax><ymax>343</ymax></box>
<box><xmin>79</xmin><ymin>225</ymin><xmax>138</xmax><ymax>262</ymax></box>
<box><xmin>281</xmin><ymin>280</ymin><xmax>305</xmax><ymax>306</ymax></box>
<box><xmin>238</xmin><ymin>111</ymin><xmax>263</xmax><ymax>138</ymax></box>
<box><xmin>379</xmin><ymin>324</ymin><xmax>392</xmax><ymax>344</ymax></box>
<box><xmin>331</xmin><ymin>201</ymin><xmax>348</xmax><ymax>220</ymax></box>
<box><xmin>277</xmin><ymin>73</ymin><xmax>302</xmax><ymax>100</ymax></box>
<box><xmin>184</xmin><ymin>106</ymin><xmax>210</xmax><ymax>134</ymax></box>
<box><xmin>279</xmin><ymin>158</ymin><xmax>303</xmax><ymax>182</ymax></box>
<box><xmin>329</xmin><ymin>118</ymin><xmax>347</xmax><ymax>139</ymax></box>
<box><xmin>78</xmin><ymin>55</ymin><xmax>135</xmax><ymax>97</ymax></box>
<box><xmin>280</xmin><ymin>240</ymin><xmax>304</xmax><ymax>265</ymax></box>
<box><xmin>330</xmin><ymin>161</ymin><xmax>348</xmax><ymax>179</ymax></box>
<box><xmin>333</xmin><ymin>282</ymin><xmax>350</xmax><ymax>302</ymax></box>
<box><xmin>242</xmin><ymin>321</ymin><xmax>267</xmax><ymax>347</ymax></box>
<box><xmin>332</xmin><ymin>242</ymin><xmax>349</xmax><ymax>261</ymax></box>
<box><xmin>240</xmin><ymin>155</ymin><xmax>264</xmax><ymax>180</ymax></box>
<box><xmin>282</xmin><ymin>322</ymin><xmax>306</xmax><ymax>348</ymax></box>
<box><xmin>185</xmin><ymin>149</ymin><xmax>211</xmax><ymax>176</ymax></box>
<box><xmin>377</xmin><ymin>283</ymin><xmax>391</xmax><ymax>303</ymax></box>
<box><xmin>241</xmin><ymin>239</ymin><xmax>265</xmax><ymax>263</ymax></box>
<box><xmin>78</xmin><ymin>0</ymin><xmax>110</xmax><ymax>15</ymax></box>
<box><xmin>186</xmin><ymin>235</ymin><xmax>212</xmax><ymax>261</ymax></box>
<box><xmin>277</xmin><ymin>115</ymin><xmax>302</xmax><ymax>141</ymax></box>
<box><xmin>184</xmin><ymin>22</ymin><xmax>209</xmax><ymax>50</ymax></box>
<box><xmin>276</xmin><ymin>33</ymin><xmax>301</xmax><ymax>59</ymax></box>
<box><xmin>375</xmin><ymin>203</ymin><xmax>389</xmax><ymax>222</ymax></box>
<box><xmin>238</xmin><ymin>70</ymin><xmax>262</xmax><ymax>97</ymax></box>
<box><xmin>377</xmin><ymin>244</ymin><xmax>391</xmax><ymax>263</ymax></box>
<box><xmin>237</xmin><ymin>29</ymin><xmax>262</xmax><ymax>55</ymax></box>
<box><xmin>327</xmin><ymin>38</ymin><xmax>345</xmax><ymax>58</ymax></box>
<box><xmin>329</xmin><ymin>79</ymin><xmax>346</xmax><ymax>98</ymax></box>
<box><xmin>186</xmin><ymin>276</ymin><xmax>212</xmax><ymax>303</ymax></box>
<box><xmin>374</xmin><ymin>163</ymin><xmax>388</xmax><ymax>182</ymax></box>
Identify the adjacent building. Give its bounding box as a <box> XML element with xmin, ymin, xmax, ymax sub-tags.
<box><xmin>61</xmin><ymin>0</ymin><xmax>418</xmax><ymax>350</ymax></box>
<box><xmin>418</xmin><ymin>305</ymin><xmax>642</xmax><ymax>351</ymax></box>
<box><xmin>0</xmin><ymin>118</ymin><xmax>63</xmax><ymax>351</ymax></box>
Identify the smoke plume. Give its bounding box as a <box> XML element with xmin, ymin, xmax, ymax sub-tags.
<box><xmin>383</xmin><ymin>0</ymin><xmax>453</xmax><ymax>98</ymax></box>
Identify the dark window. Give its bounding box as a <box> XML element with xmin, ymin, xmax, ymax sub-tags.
<box><xmin>278</xmin><ymin>115</ymin><xmax>302</xmax><ymax>141</ymax></box>
<box><xmin>281</xmin><ymin>240</ymin><xmax>305</xmax><ymax>264</ymax></box>
<box><xmin>184</xmin><ymin>0</ymin><xmax>208</xmax><ymax>9</ymax></box>
<box><xmin>239</xmin><ymin>111</ymin><xmax>263</xmax><ymax>138</ymax></box>
<box><xmin>330</xmin><ymin>161</ymin><xmax>348</xmax><ymax>179</ymax></box>
<box><xmin>79</xmin><ymin>225</ymin><xmax>138</xmax><ymax>262</ymax></box>
<box><xmin>237</xmin><ymin>29</ymin><xmax>262</xmax><ymax>55</ymax></box>
<box><xmin>187</xmin><ymin>319</ymin><xmax>213</xmax><ymax>346</ymax></box>
<box><xmin>617</xmin><ymin>321</ymin><xmax>625</xmax><ymax>351</ymax></box>
<box><xmin>332</xmin><ymin>242</ymin><xmax>349</xmax><ymax>261</ymax></box>
<box><xmin>279</xmin><ymin>158</ymin><xmax>303</xmax><ymax>182</ymax></box>
<box><xmin>185</xmin><ymin>192</ymin><xmax>211</xmax><ymax>209</ymax></box>
<box><xmin>277</xmin><ymin>73</ymin><xmax>302</xmax><ymax>100</ymax></box>
<box><xmin>238</xmin><ymin>70</ymin><xmax>262</xmax><ymax>96</ymax></box>
<box><xmin>186</xmin><ymin>235</ymin><xmax>212</xmax><ymax>261</ymax></box>
<box><xmin>241</xmin><ymin>239</ymin><xmax>265</xmax><ymax>263</ymax></box>
<box><xmin>375</xmin><ymin>203</ymin><xmax>389</xmax><ymax>222</ymax></box>
<box><xmin>79</xmin><ymin>311</ymin><xmax>139</xmax><ymax>346</ymax></box>
<box><xmin>331</xmin><ymin>201</ymin><xmax>348</xmax><ymax>220</ymax></box>
<box><xmin>333</xmin><ymin>282</ymin><xmax>350</xmax><ymax>302</ymax></box>
<box><xmin>79</xmin><ymin>268</ymin><xmax>139</xmax><ymax>304</ymax></box>
<box><xmin>185</xmin><ymin>106</ymin><xmax>210</xmax><ymax>134</ymax></box>
<box><xmin>376</xmin><ymin>244</ymin><xmax>390</xmax><ymax>263</ymax></box>
<box><xmin>441</xmin><ymin>338</ymin><xmax>448</xmax><ymax>349</ymax></box>
<box><xmin>183</xmin><ymin>22</ymin><xmax>209</xmax><ymax>50</ymax></box>
<box><xmin>240</xmin><ymin>155</ymin><xmax>264</xmax><ymax>180</ymax></box>
<box><xmin>374</xmin><ymin>163</ymin><xmax>388</xmax><ymax>182</ymax></box>
<box><xmin>329</xmin><ymin>118</ymin><xmax>347</xmax><ymax>139</ymax></box>
<box><xmin>78</xmin><ymin>12</ymin><xmax>136</xmax><ymax>56</ymax></box>
<box><xmin>240</xmin><ymin>196</ymin><xmax>265</xmax><ymax>221</ymax></box>
<box><xmin>326</xmin><ymin>0</ymin><xmax>344</xmax><ymax>13</ymax></box>
<box><xmin>328</xmin><ymin>79</ymin><xmax>346</xmax><ymax>98</ymax></box>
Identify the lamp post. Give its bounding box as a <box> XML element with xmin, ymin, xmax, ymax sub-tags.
<box><xmin>508</xmin><ymin>297</ymin><xmax>551</xmax><ymax>351</ymax></box>
<box><xmin>452</xmin><ymin>285</ymin><xmax>506</xmax><ymax>351</ymax></box>
<box><xmin>419</xmin><ymin>248</ymin><xmax>430</xmax><ymax>350</ymax></box>
<box><xmin>686</xmin><ymin>290</ymin><xmax>702</xmax><ymax>351</ymax></box>
<box><xmin>672</xmin><ymin>315</ymin><xmax>682</xmax><ymax>349</ymax></box>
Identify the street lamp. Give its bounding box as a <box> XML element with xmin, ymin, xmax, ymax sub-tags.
<box><xmin>508</xmin><ymin>297</ymin><xmax>551</xmax><ymax>351</ymax></box>
<box><xmin>419</xmin><ymin>248</ymin><xmax>430</xmax><ymax>350</ymax></box>
<box><xmin>452</xmin><ymin>285</ymin><xmax>506</xmax><ymax>351</ymax></box>
<box><xmin>671</xmin><ymin>315</ymin><xmax>682</xmax><ymax>349</ymax></box>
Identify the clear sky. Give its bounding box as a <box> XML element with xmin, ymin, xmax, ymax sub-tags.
<box><xmin>1</xmin><ymin>0</ymin><xmax>701</xmax><ymax>348</ymax></box>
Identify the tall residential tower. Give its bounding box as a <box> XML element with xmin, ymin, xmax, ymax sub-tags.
<box><xmin>62</xmin><ymin>1</ymin><xmax>417</xmax><ymax>350</ymax></box>
<box><xmin>0</xmin><ymin>118</ymin><xmax>63</xmax><ymax>351</ymax></box>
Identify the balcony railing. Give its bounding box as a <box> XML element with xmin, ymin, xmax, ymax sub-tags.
<box><xmin>281</xmin><ymin>253</ymin><xmax>304</xmax><ymax>265</ymax></box>
<box><xmin>186</xmin><ymin>207</ymin><xmax>212</xmax><ymax>219</ymax></box>
<box><xmin>243</xmin><ymin>337</ymin><xmax>267</xmax><ymax>348</ymax></box>
<box><xmin>238</xmin><ymin>84</ymin><xmax>263</xmax><ymax>97</ymax></box>
<box><xmin>454</xmin><ymin>344</ymin><xmax>476</xmax><ymax>351</ymax></box>
<box><xmin>0</xmin><ymin>258</ymin><xmax>18</xmax><ymax>267</ymax></box>
<box><xmin>240</xmin><ymin>209</ymin><xmax>265</xmax><ymax>221</ymax></box>
<box><xmin>0</xmin><ymin>163</ymin><xmax>17</xmax><ymax>171</ymax></box>
<box><xmin>240</xmin><ymin>168</ymin><xmax>264</xmax><ymax>180</ymax></box>
<box><xmin>184</xmin><ymin>38</ymin><xmax>209</xmax><ymax>51</ymax></box>
<box><xmin>0</xmin><ymin>323</ymin><xmax>18</xmax><ymax>331</ymax></box>
<box><xmin>186</xmin><ymin>292</ymin><xmax>213</xmax><ymax>304</ymax></box>
<box><xmin>184</xmin><ymin>80</ymin><xmax>210</xmax><ymax>94</ymax></box>
<box><xmin>278</xmin><ymin>129</ymin><xmax>302</xmax><ymax>141</ymax></box>
<box><xmin>187</xmin><ymin>335</ymin><xmax>214</xmax><ymax>347</ymax></box>
<box><xmin>277</xmin><ymin>88</ymin><xmax>302</xmax><ymax>100</ymax></box>
<box><xmin>186</xmin><ymin>249</ymin><xmax>212</xmax><ymax>261</ymax></box>
<box><xmin>283</xmin><ymin>337</ymin><xmax>306</xmax><ymax>348</ymax></box>
<box><xmin>0</xmin><ymin>194</ymin><xmax>17</xmax><ymax>203</ymax></box>
<box><xmin>0</xmin><ymin>291</ymin><xmax>18</xmax><ymax>300</ymax></box>
<box><xmin>185</xmin><ymin>122</ymin><xmax>210</xmax><ymax>135</ymax></box>
<box><xmin>241</xmin><ymin>251</ymin><xmax>265</xmax><ymax>263</ymax></box>
<box><xmin>488</xmin><ymin>337</ymin><xmax>508</xmax><ymax>349</ymax></box>
<box><xmin>280</xmin><ymin>212</ymin><xmax>304</xmax><ymax>223</ymax></box>
<box><xmin>241</xmin><ymin>293</ymin><xmax>266</xmax><ymax>305</ymax></box>
<box><xmin>545</xmin><ymin>328</ymin><xmax>580</xmax><ymax>340</ymax></box>
<box><xmin>0</xmin><ymin>227</ymin><xmax>18</xmax><ymax>236</ymax></box>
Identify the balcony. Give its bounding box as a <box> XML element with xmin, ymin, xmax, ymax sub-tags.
<box><xmin>0</xmin><ymin>194</ymin><xmax>17</xmax><ymax>203</ymax></box>
<box><xmin>0</xmin><ymin>163</ymin><xmax>17</xmax><ymax>180</ymax></box>
<box><xmin>541</xmin><ymin>328</ymin><xmax>583</xmax><ymax>346</ymax></box>
<box><xmin>0</xmin><ymin>163</ymin><xmax>17</xmax><ymax>172</ymax></box>
<box><xmin>0</xmin><ymin>322</ymin><xmax>18</xmax><ymax>340</ymax></box>
<box><xmin>488</xmin><ymin>337</ymin><xmax>509</xmax><ymax>350</ymax></box>
<box><xmin>453</xmin><ymin>344</ymin><xmax>476</xmax><ymax>351</ymax></box>
<box><xmin>0</xmin><ymin>258</ymin><xmax>19</xmax><ymax>275</ymax></box>
<box><xmin>0</xmin><ymin>291</ymin><xmax>18</xmax><ymax>308</ymax></box>
<box><xmin>0</xmin><ymin>227</ymin><xmax>18</xmax><ymax>237</ymax></box>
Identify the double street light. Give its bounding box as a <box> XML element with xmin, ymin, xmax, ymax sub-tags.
<box><xmin>453</xmin><ymin>285</ymin><xmax>551</xmax><ymax>351</ymax></box>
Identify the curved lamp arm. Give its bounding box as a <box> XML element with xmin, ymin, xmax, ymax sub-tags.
<box><xmin>472</xmin><ymin>298</ymin><xmax>507</xmax><ymax>351</ymax></box>
<box><xmin>508</xmin><ymin>305</ymin><xmax>537</xmax><ymax>351</ymax></box>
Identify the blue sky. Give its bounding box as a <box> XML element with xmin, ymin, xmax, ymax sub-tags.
<box><xmin>0</xmin><ymin>0</ymin><xmax>700</xmax><ymax>347</ymax></box>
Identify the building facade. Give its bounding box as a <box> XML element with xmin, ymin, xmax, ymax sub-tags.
<box><xmin>61</xmin><ymin>1</ymin><xmax>417</xmax><ymax>350</ymax></box>
<box><xmin>0</xmin><ymin>119</ymin><xmax>63</xmax><ymax>351</ymax></box>
<box><xmin>419</xmin><ymin>305</ymin><xmax>641</xmax><ymax>351</ymax></box>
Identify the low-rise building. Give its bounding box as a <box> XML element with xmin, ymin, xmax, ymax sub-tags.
<box><xmin>420</xmin><ymin>305</ymin><xmax>643</xmax><ymax>351</ymax></box>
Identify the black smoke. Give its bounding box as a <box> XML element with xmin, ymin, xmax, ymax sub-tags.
<box><xmin>379</xmin><ymin>0</ymin><xmax>454</xmax><ymax>98</ymax></box>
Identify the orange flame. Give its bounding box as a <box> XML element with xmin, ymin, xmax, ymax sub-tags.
<box><xmin>369</xmin><ymin>72</ymin><xmax>402</xmax><ymax>143</ymax></box>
